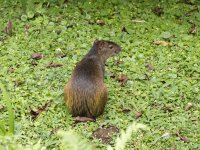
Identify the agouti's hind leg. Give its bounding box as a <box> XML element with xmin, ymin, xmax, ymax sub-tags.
<box><xmin>74</xmin><ymin>116</ymin><xmax>96</xmax><ymax>123</ymax></box>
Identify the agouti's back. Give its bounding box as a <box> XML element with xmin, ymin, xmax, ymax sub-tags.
<box><xmin>64</xmin><ymin>40</ymin><xmax>121</xmax><ymax>119</ymax></box>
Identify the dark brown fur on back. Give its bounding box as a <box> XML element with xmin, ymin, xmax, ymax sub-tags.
<box><xmin>64</xmin><ymin>40</ymin><xmax>121</xmax><ymax>118</ymax></box>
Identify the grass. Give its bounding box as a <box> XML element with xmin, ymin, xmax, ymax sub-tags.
<box><xmin>0</xmin><ymin>0</ymin><xmax>200</xmax><ymax>149</ymax></box>
<box><xmin>0</xmin><ymin>82</ymin><xmax>14</xmax><ymax>135</ymax></box>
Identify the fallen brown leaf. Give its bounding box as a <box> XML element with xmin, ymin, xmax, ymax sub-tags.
<box><xmin>31</xmin><ymin>101</ymin><xmax>52</xmax><ymax>120</ymax></box>
<box><xmin>176</xmin><ymin>132</ymin><xmax>189</xmax><ymax>143</ymax></box>
<box><xmin>134</xmin><ymin>111</ymin><xmax>143</xmax><ymax>119</ymax></box>
<box><xmin>180</xmin><ymin>136</ymin><xmax>189</xmax><ymax>143</ymax></box>
<box><xmin>92</xmin><ymin>125</ymin><xmax>119</xmax><ymax>144</ymax></box>
<box><xmin>4</xmin><ymin>20</ymin><xmax>12</xmax><ymax>35</ymax></box>
<box><xmin>74</xmin><ymin>116</ymin><xmax>95</xmax><ymax>123</ymax></box>
<box><xmin>154</xmin><ymin>40</ymin><xmax>172</xmax><ymax>46</ymax></box>
<box><xmin>31</xmin><ymin>53</ymin><xmax>43</xmax><ymax>60</ymax></box>
<box><xmin>47</xmin><ymin>62</ymin><xmax>63</xmax><ymax>68</ymax></box>
<box><xmin>117</xmin><ymin>73</ymin><xmax>128</xmax><ymax>86</ymax></box>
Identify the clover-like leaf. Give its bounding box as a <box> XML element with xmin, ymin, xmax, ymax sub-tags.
<box><xmin>21</xmin><ymin>15</ymin><xmax>28</xmax><ymax>21</ymax></box>
<box><xmin>162</xmin><ymin>31</ymin><xmax>171</xmax><ymax>39</ymax></box>
<box><xmin>27</xmin><ymin>11</ymin><xmax>34</xmax><ymax>19</ymax></box>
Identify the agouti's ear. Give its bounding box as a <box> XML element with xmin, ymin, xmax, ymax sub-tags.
<box><xmin>99</xmin><ymin>41</ymin><xmax>105</xmax><ymax>48</ymax></box>
<box><xmin>94</xmin><ymin>39</ymin><xmax>99</xmax><ymax>44</ymax></box>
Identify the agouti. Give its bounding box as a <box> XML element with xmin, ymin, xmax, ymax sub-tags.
<box><xmin>64</xmin><ymin>40</ymin><xmax>121</xmax><ymax>121</ymax></box>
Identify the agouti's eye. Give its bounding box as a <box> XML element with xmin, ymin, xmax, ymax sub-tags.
<box><xmin>109</xmin><ymin>45</ymin><xmax>113</xmax><ymax>49</ymax></box>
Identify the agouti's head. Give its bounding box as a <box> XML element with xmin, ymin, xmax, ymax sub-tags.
<box><xmin>93</xmin><ymin>39</ymin><xmax>121</xmax><ymax>62</ymax></box>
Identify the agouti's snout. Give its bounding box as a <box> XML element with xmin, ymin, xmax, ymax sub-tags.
<box><xmin>115</xmin><ymin>46</ymin><xmax>121</xmax><ymax>54</ymax></box>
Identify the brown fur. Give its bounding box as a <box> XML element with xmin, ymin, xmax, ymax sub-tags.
<box><xmin>64</xmin><ymin>40</ymin><xmax>121</xmax><ymax>118</ymax></box>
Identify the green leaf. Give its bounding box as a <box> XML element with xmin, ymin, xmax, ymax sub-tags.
<box><xmin>27</xmin><ymin>11</ymin><xmax>34</xmax><ymax>18</ymax></box>
<box><xmin>0</xmin><ymin>121</ymin><xmax>6</xmax><ymax>135</ymax></box>
<box><xmin>169</xmin><ymin>74</ymin><xmax>177</xmax><ymax>79</ymax></box>
<box><xmin>21</xmin><ymin>15</ymin><xmax>27</xmax><ymax>21</ymax></box>
<box><xmin>162</xmin><ymin>31</ymin><xmax>171</xmax><ymax>39</ymax></box>
<box><xmin>0</xmin><ymin>82</ymin><xmax>14</xmax><ymax>135</ymax></box>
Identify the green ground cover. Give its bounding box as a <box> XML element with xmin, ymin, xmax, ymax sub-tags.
<box><xmin>0</xmin><ymin>0</ymin><xmax>200</xmax><ymax>149</ymax></box>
